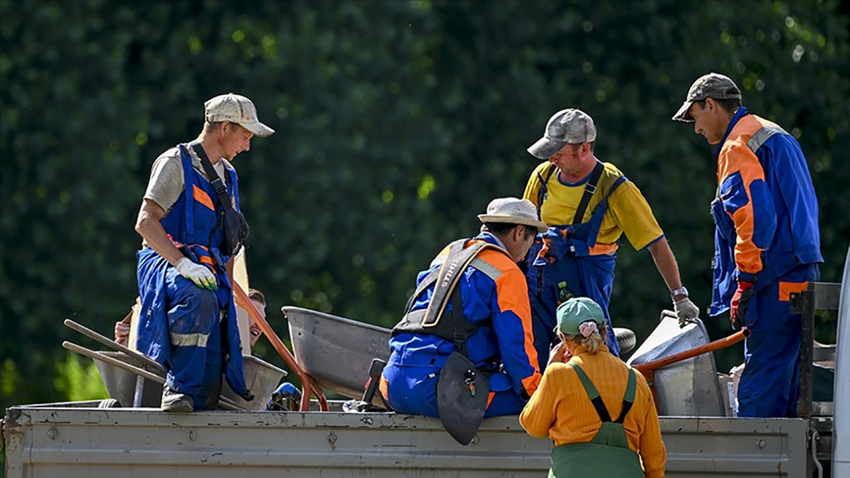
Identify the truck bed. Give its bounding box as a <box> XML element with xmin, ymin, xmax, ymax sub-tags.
<box><xmin>4</xmin><ymin>402</ymin><xmax>814</xmax><ymax>477</ymax></box>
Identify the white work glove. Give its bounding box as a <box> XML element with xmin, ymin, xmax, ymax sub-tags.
<box><xmin>674</xmin><ymin>297</ymin><xmax>700</xmax><ymax>327</ymax></box>
<box><xmin>175</xmin><ymin>257</ymin><xmax>217</xmax><ymax>291</ymax></box>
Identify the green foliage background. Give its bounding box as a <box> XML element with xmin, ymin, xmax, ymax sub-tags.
<box><xmin>1</xmin><ymin>0</ymin><xmax>849</xmax><ymax>413</ymax></box>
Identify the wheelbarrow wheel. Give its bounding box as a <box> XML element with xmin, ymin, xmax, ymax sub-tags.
<box><xmin>98</xmin><ymin>398</ymin><xmax>122</xmax><ymax>408</ymax></box>
<box><xmin>614</xmin><ymin>328</ymin><xmax>636</xmax><ymax>355</ymax></box>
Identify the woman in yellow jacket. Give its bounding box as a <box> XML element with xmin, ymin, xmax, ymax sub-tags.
<box><xmin>520</xmin><ymin>297</ymin><xmax>666</xmax><ymax>477</ymax></box>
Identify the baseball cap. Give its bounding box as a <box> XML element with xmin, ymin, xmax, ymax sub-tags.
<box><xmin>204</xmin><ymin>93</ymin><xmax>275</xmax><ymax>137</ymax></box>
<box><xmin>527</xmin><ymin>108</ymin><xmax>597</xmax><ymax>159</ymax></box>
<box><xmin>555</xmin><ymin>297</ymin><xmax>605</xmax><ymax>335</ymax></box>
<box><xmin>477</xmin><ymin>197</ymin><xmax>548</xmax><ymax>233</ymax></box>
<box><xmin>672</xmin><ymin>73</ymin><xmax>742</xmax><ymax>122</ymax></box>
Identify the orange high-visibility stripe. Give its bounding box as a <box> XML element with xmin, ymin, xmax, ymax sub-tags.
<box><xmin>719</xmin><ymin>115</ymin><xmax>775</xmax><ymax>274</ymax></box>
<box><xmin>477</xmin><ymin>248</ymin><xmax>542</xmax><ymax>394</ymax></box>
<box><xmin>379</xmin><ymin>375</ymin><xmax>389</xmax><ymax>404</ymax></box>
<box><xmin>486</xmin><ymin>391</ymin><xmax>495</xmax><ymax>409</ymax></box>
<box><xmin>198</xmin><ymin>255</ymin><xmax>217</xmax><ymax>273</ymax></box>
<box><xmin>779</xmin><ymin>281</ymin><xmax>808</xmax><ymax>302</ymax></box>
<box><xmin>193</xmin><ymin>184</ymin><xmax>215</xmax><ymax>211</ymax></box>
<box><xmin>588</xmin><ymin>242</ymin><xmax>619</xmax><ymax>256</ymax></box>
<box><xmin>522</xmin><ymin>372</ymin><xmax>542</xmax><ymax>397</ymax></box>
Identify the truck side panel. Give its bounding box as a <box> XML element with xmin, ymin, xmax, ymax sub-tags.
<box><xmin>4</xmin><ymin>407</ymin><xmax>808</xmax><ymax>477</ymax></box>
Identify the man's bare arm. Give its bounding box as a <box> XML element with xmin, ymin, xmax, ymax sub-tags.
<box><xmin>647</xmin><ymin>237</ymin><xmax>684</xmax><ymax>298</ymax></box>
<box><xmin>135</xmin><ymin>198</ymin><xmax>184</xmax><ymax>266</ymax></box>
<box><xmin>226</xmin><ymin>255</ymin><xmax>235</xmax><ymax>285</ymax></box>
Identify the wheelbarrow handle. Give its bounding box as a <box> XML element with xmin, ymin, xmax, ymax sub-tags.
<box><xmin>633</xmin><ymin>328</ymin><xmax>750</xmax><ymax>375</ymax></box>
<box><xmin>62</xmin><ymin>341</ymin><xmax>247</xmax><ymax>411</ymax></box>
<box><xmin>64</xmin><ymin>318</ymin><xmax>166</xmax><ymax>375</ymax></box>
<box><xmin>63</xmin><ymin>341</ymin><xmax>165</xmax><ymax>385</ymax></box>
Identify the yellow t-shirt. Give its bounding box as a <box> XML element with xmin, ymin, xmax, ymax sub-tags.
<box><xmin>522</xmin><ymin>161</ymin><xmax>664</xmax><ymax>250</ymax></box>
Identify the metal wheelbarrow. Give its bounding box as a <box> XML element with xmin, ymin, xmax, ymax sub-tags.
<box><xmin>64</xmin><ymin>319</ymin><xmax>286</xmax><ymax>410</ymax></box>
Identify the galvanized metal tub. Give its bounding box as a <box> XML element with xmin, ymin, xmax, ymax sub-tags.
<box><xmin>627</xmin><ymin>314</ymin><xmax>725</xmax><ymax>417</ymax></box>
<box><xmin>92</xmin><ymin>351</ymin><xmax>161</xmax><ymax>408</ymax></box>
<box><xmin>284</xmin><ymin>307</ymin><xmax>391</xmax><ymax>400</ymax></box>
<box><xmin>221</xmin><ymin>355</ymin><xmax>288</xmax><ymax>410</ymax></box>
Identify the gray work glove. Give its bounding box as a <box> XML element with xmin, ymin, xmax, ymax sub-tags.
<box><xmin>175</xmin><ymin>257</ymin><xmax>217</xmax><ymax>291</ymax></box>
<box><xmin>674</xmin><ymin>297</ymin><xmax>700</xmax><ymax>327</ymax></box>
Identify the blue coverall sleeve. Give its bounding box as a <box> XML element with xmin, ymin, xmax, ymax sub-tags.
<box><xmin>490</xmin><ymin>267</ymin><xmax>542</xmax><ymax>396</ymax></box>
<box><xmin>718</xmin><ymin>141</ymin><xmax>777</xmax><ymax>279</ymax></box>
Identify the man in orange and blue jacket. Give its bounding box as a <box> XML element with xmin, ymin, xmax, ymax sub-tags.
<box><xmin>673</xmin><ymin>73</ymin><xmax>822</xmax><ymax>417</ymax></box>
<box><xmin>381</xmin><ymin>198</ymin><xmax>545</xmax><ymax>417</ymax></box>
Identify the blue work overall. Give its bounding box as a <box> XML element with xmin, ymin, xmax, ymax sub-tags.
<box><xmin>136</xmin><ymin>144</ymin><xmax>248</xmax><ymax>409</ymax></box>
<box><xmin>711</xmin><ymin>189</ymin><xmax>819</xmax><ymax>417</ymax></box>
<box><xmin>525</xmin><ymin>169</ymin><xmax>627</xmax><ymax>369</ymax></box>
<box><xmin>708</xmin><ymin>108</ymin><xmax>823</xmax><ymax>417</ymax></box>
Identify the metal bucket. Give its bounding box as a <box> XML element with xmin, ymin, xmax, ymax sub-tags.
<box><xmin>221</xmin><ymin>355</ymin><xmax>288</xmax><ymax>410</ymax></box>
<box><xmin>285</xmin><ymin>307</ymin><xmax>391</xmax><ymax>400</ymax></box>
<box><xmin>627</xmin><ymin>314</ymin><xmax>725</xmax><ymax>417</ymax></box>
<box><xmin>92</xmin><ymin>351</ymin><xmax>161</xmax><ymax>408</ymax></box>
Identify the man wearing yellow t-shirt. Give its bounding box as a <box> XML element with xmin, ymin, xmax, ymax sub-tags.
<box><xmin>523</xmin><ymin>108</ymin><xmax>698</xmax><ymax>364</ymax></box>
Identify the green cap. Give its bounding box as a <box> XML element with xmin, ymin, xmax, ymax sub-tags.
<box><xmin>555</xmin><ymin>297</ymin><xmax>605</xmax><ymax>335</ymax></box>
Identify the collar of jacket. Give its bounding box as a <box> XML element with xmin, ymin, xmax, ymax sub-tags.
<box><xmin>713</xmin><ymin>106</ymin><xmax>750</xmax><ymax>161</ymax></box>
<box><xmin>569</xmin><ymin>343</ymin><xmax>611</xmax><ymax>358</ymax></box>
<box><xmin>474</xmin><ymin>231</ymin><xmax>508</xmax><ymax>251</ymax></box>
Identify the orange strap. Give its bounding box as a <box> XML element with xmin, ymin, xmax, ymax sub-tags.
<box><xmin>588</xmin><ymin>242</ymin><xmax>619</xmax><ymax>256</ymax></box>
<box><xmin>779</xmin><ymin>281</ymin><xmax>808</xmax><ymax>302</ymax></box>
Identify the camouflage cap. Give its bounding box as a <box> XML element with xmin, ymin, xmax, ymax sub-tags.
<box><xmin>205</xmin><ymin>93</ymin><xmax>275</xmax><ymax>137</ymax></box>
<box><xmin>672</xmin><ymin>73</ymin><xmax>742</xmax><ymax>122</ymax></box>
<box><xmin>527</xmin><ymin>108</ymin><xmax>597</xmax><ymax>159</ymax></box>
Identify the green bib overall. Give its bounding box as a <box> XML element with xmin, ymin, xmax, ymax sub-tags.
<box><xmin>549</xmin><ymin>363</ymin><xmax>645</xmax><ymax>477</ymax></box>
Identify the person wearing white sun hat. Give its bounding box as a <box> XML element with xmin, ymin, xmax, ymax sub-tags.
<box><xmin>381</xmin><ymin>197</ymin><xmax>545</xmax><ymax>444</ymax></box>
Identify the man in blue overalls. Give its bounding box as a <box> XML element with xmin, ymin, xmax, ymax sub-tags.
<box><xmin>673</xmin><ymin>73</ymin><xmax>822</xmax><ymax>417</ymax></box>
<box><xmin>523</xmin><ymin>109</ymin><xmax>698</xmax><ymax>368</ymax></box>
<box><xmin>134</xmin><ymin>93</ymin><xmax>274</xmax><ymax>412</ymax></box>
